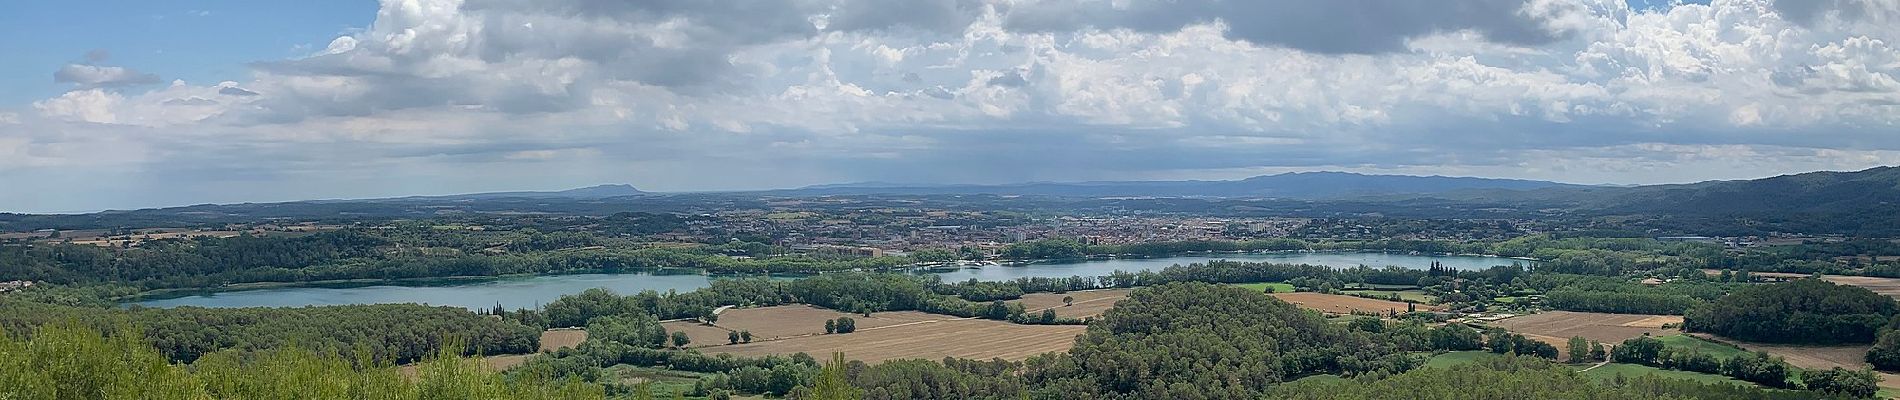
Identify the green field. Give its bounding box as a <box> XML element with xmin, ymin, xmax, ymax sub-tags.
<box><xmin>605</xmin><ymin>365</ymin><xmax>709</xmax><ymax>396</ymax></box>
<box><xmin>1656</xmin><ymin>335</ymin><xmax>1748</xmax><ymax>359</ymax></box>
<box><xmin>1343</xmin><ymin>289</ymin><xmax>1436</xmax><ymax>303</ymax></box>
<box><xmin>1577</xmin><ymin>363</ymin><xmax>1754</xmax><ymax>386</ymax></box>
<box><xmin>1346</xmin><ymin>283</ymin><xmax>1421</xmax><ymax>290</ymax></box>
<box><xmin>1422</xmin><ymin>351</ymin><xmax>1497</xmax><ymax>369</ymax></box>
<box><xmin>1230</xmin><ymin>282</ymin><xmax>1296</xmax><ymax>293</ymax></box>
<box><xmin>1289</xmin><ymin>374</ymin><xmax>1349</xmax><ymax>385</ymax></box>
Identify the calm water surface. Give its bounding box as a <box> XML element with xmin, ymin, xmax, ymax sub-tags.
<box><xmin>928</xmin><ymin>252</ymin><xmax>1528</xmax><ymax>282</ymax></box>
<box><xmin>131</xmin><ymin>252</ymin><xmax>1526</xmax><ymax>309</ymax></box>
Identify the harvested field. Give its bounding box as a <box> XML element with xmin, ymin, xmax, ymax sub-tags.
<box><xmin>539</xmin><ymin>329</ymin><xmax>587</xmax><ymax>351</ymax></box>
<box><xmin>662</xmin><ymin>321</ymin><xmax>735</xmax><ymax>348</ymax></box>
<box><xmin>1685</xmin><ymin>333</ymin><xmax>1869</xmax><ymax>370</ymax></box>
<box><xmin>1695</xmin><ymin>269</ymin><xmax>1900</xmax><ymax>297</ymax></box>
<box><xmin>708</xmin><ymin>305</ymin><xmax>947</xmax><ymax>341</ymax></box>
<box><xmin>1686</xmin><ymin>333</ymin><xmax>1900</xmax><ymax>392</ymax></box>
<box><xmin>700</xmin><ymin>318</ymin><xmax>1085</xmax><ymax>364</ymax></box>
<box><xmin>402</xmin><ymin>329</ymin><xmax>587</xmax><ymax>376</ymax></box>
<box><xmin>1820</xmin><ymin>275</ymin><xmax>1900</xmax><ymax>297</ymax></box>
<box><xmin>1270</xmin><ymin>292</ymin><xmax>1440</xmax><ymax>315</ymax></box>
<box><xmin>1012</xmin><ymin>288</ymin><xmax>1131</xmax><ymax>319</ymax></box>
<box><xmin>1489</xmin><ymin>311</ymin><xmax>1680</xmax><ymax>345</ymax></box>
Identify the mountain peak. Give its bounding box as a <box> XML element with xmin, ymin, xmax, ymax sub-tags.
<box><xmin>558</xmin><ymin>184</ymin><xmax>643</xmax><ymax>196</ymax></box>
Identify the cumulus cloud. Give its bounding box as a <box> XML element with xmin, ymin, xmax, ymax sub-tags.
<box><xmin>53</xmin><ymin>64</ymin><xmax>161</xmax><ymax>88</ymax></box>
<box><xmin>3</xmin><ymin>0</ymin><xmax>1900</xmax><ymax>211</ymax></box>
<box><xmin>1005</xmin><ymin>0</ymin><xmax>1578</xmax><ymax>54</ymax></box>
<box><xmin>218</xmin><ymin>86</ymin><xmax>260</xmax><ymax>96</ymax></box>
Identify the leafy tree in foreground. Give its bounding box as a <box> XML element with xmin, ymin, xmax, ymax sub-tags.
<box><xmin>0</xmin><ymin>322</ymin><xmax>607</xmax><ymax>400</ymax></box>
<box><xmin>799</xmin><ymin>353</ymin><xmax>862</xmax><ymax>400</ymax></box>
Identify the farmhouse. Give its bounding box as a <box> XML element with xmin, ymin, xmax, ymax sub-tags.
<box><xmin>0</xmin><ymin>280</ymin><xmax>33</xmax><ymax>293</ymax></box>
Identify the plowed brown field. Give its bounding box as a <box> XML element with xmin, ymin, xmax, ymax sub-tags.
<box><xmin>699</xmin><ymin>318</ymin><xmax>1085</xmax><ymax>364</ymax></box>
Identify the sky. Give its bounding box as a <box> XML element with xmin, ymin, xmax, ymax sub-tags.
<box><xmin>1</xmin><ymin>0</ymin><xmax>1897</xmax><ymax>213</ymax></box>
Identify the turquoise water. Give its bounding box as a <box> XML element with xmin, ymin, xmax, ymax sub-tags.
<box><xmin>130</xmin><ymin>252</ymin><xmax>1525</xmax><ymax>309</ymax></box>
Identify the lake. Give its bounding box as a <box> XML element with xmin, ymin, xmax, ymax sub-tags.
<box><xmin>130</xmin><ymin>252</ymin><xmax>1526</xmax><ymax>309</ymax></box>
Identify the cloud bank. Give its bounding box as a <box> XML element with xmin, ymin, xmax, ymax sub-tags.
<box><xmin>2</xmin><ymin>0</ymin><xmax>1899</xmax><ymax>211</ymax></box>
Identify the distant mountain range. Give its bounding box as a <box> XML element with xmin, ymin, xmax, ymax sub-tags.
<box><xmin>5</xmin><ymin>167</ymin><xmax>1897</xmax><ymax>236</ymax></box>
<box><xmin>773</xmin><ymin>171</ymin><xmax>1585</xmax><ymax>199</ymax></box>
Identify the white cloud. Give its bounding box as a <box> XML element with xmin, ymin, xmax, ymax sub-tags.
<box><xmin>53</xmin><ymin>64</ymin><xmax>162</xmax><ymax>88</ymax></box>
<box><xmin>3</xmin><ymin>0</ymin><xmax>1900</xmax><ymax>211</ymax></box>
<box><xmin>32</xmin><ymin>89</ymin><xmax>124</xmax><ymax>124</ymax></box>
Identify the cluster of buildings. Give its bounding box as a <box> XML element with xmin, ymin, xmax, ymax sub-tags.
<box><xmin>0</xmin><ymin>280</ymin><xmax>33</xmax><ymax>293</ymax></box>
<box><xmin>666</xmin><ymin>211</ymin><xmax>1324</xmax><ymax>254</ymax></box>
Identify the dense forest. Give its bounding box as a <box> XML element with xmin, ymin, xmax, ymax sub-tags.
<box><xmin>1030</xmin><ymin>283</ymin><xmax>1412</xmax><ymax>398</ymax></box>
<box><xmin>1684</xmin><ymin>280</ymin><xmax>1899</xmax><ymax>344</ymax></box>
<box><xmin>0</xmin><ymin>299</ymin><xmax>539</xmax><ymax>364</ymax></box>
<box><xmin>0</xmin><ymin>322</ymin><xmax>610</xmax><ymax>400</ymax></box>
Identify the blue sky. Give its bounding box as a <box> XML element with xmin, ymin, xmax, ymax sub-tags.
<box><xmin>0</xmin><ymin>0</ymin><xmax>1703</xmax><ymax>108</ymax></box>
<box><xmin>1</xmin><ymin>0</ymin><xmax>1897</xmax><ymax>212</ymax></box>
<box><xmin>0</xmin><ymin>1</ymin><xmax>372</xmax><ymax>105</ymax></box>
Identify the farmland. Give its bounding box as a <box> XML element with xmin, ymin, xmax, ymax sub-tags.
<box><xmin>699</xmin><ymin>318</ymin><xmax>1086</xmax><ymax>364</ymax></box>
<box><xmin>657</xmin><ymin>320</ymin><xmax>733</xmax><ymax>348</ymax></box>
<box><xmin>1578</xmin><ymin>363</ymin><xmax>1752</xmax><ymax>386</ymax></box>
<box><xmin>1422</xmin><ymin>351</ymin><xmax>1496</xmax><ymax>369</ymax></box>
<box><xmin>1011</xmin><ymin>288</ymin><xmax>1131</xmax><ymax>319</ymax></box>
<box><xmin>1229</xmin><ymin>282</ymin><xmax>1296</xmax><ymax>293</ymax></box>
<box><xmin>1269</xmin><ymin>292</ymin><xmax>1439</xmax><ymax>315</ymax></box>
<box><xmin>1343</xmin><ymin>289</ymin><xmax>1436</xmax><ymax>303</ymax></box>
<box><xmin>661</xmin><ymin>305</ymin><xmax>949</xmax><ymax>347</ymax></box>
<box><xmin>1697</xmin><ymin>269</ymin><xmax>1900</xmax><ymax>297</ymax></box>
<box><xmin>1487</xmin><ymin>311</ymin><xmax>1680</xmax><ymax>346</ymax></box>
<box><xmin>539</xmin><ymin>328</ymin><xmax>587</xmax><ymax>351</ymax></box>
<box><xmin>1684</xmin><ymin>333</ymin><xmax>1873</xmax><ymax>371</ymax></box>
<box><xmin>1820</xmin><ymin>275</ymin><xmax>1900</xmax><ymax>297</ymax></box>
<box><xmin>1428</xmin><ymin>350</ymin><xmax>1752</xmax><ymax>388</ymax></box>
<box><xmin>405</xmin><ymin>328</ymin><xmax>588</xmax><ymax>375</ymax></box>
<box><xmin>1654</xmin><ymin>334</ymin><xmax>1747</xmax><ymax>359</ymax></box>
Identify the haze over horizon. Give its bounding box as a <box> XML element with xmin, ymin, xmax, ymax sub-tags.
<box><xmin>5</xmin><ymin>0</ymin><xmax>1899</xmax><ymax>212</ymax></box>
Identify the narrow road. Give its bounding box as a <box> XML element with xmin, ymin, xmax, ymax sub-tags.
<box><xmin>1578</xmin><ymin>359</ymin><xmax>1612</xmax><ymax>372</ymax></box>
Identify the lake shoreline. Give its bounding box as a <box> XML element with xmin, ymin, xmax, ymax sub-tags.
<box><xmin>126</xmin><ymin>252</ymin><xmax>1534</xmax><ymax>309</ymax></box>
<box><xmin>124</xmin><ymin>268</ymin><xmax>716</xmax><ymax>303</ymax></box>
